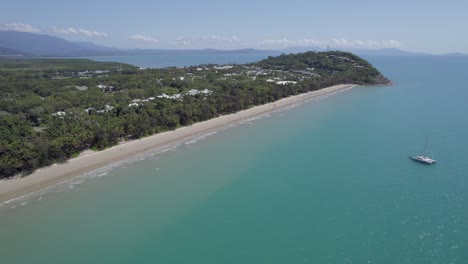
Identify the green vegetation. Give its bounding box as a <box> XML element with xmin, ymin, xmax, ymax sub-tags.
<box><xmin>0</xmin><ymin>51</ymin><xmax>388</xmax><ymax>178</ymax></box>
<box><xmin>0</xmin><ymin>58</ymin><xmax>136</xmax><ymax>80</ymax></box>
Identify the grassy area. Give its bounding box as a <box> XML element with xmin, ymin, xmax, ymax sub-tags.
<box><xmin>0</xmin><ymin>58</ymin><xmax>136</xmax><ymax>72</ymax></box>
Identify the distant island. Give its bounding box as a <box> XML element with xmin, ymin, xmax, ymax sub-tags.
<box><xmin>0</xmin><ymin>51</ymin><xmax>389</xmax><ymax>179</ymax></box>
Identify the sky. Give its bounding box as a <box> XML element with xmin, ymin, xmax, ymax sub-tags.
<box><xmin>1</xmin><ymin>0</ymin><xmax>468</xmax><ymax>54</ymax></box>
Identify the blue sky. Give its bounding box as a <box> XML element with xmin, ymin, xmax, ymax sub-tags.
<box><xmin>1</xmin><ymin>0</ymin><xmax>467</xmax><ymax>53</ymax></box>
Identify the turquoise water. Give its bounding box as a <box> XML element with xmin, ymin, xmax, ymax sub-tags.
<box><xmin>1</xmin><ymin>56</ymin><xmax>467</xmax><ymax>263</ymax></box>
<box><xmin>84</xmin><ymin>53</ymin><xmax>277</xmax><ymax>68</ymax></box>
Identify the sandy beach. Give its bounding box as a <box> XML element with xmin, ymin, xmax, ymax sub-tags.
<box><xmin>0</xmin><ymin>84</ymin><xmax>356</xmax><ymax>203</ymax></box>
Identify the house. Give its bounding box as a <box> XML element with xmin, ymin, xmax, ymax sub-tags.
<box><xmin>276</xmin><ymin>81</ymin><xmax>297</xmax><ymax>85</ymax></box>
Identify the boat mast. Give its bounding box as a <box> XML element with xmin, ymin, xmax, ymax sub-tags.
<box><xmin>425</xmin><ymin>136</ymin><xmax>435</xmax><ymax>158</ymax></box>
<box><xmin>425</xmin><ymin>136</ymin><xmax>428</xmax><ymax>156</ymax></box>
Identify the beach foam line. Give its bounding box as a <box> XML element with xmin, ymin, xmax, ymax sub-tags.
<box><xmin>185</xmin><ymin>131</ymin><xmax>218</xmax><ymax>144</ymax></box>
<box><xmin>0</xmin><ymin>84</ymin><xmax>358</xmax><ymax>203</ymax></box>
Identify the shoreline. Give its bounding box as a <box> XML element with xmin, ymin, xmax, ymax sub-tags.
<box><xmin>0</xmin><ymin>84</ymin><xmax>357</xmax><ymax>203</ymax></box>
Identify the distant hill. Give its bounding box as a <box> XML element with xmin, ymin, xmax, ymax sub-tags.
<box><xmin>0</xmin><ymin>30</ymin><xmax>117</xmax><ymax>56</ymax></box>
<box><xmin>0</xmin><ymin>47</ymin><xmax>29</xmax><ymax>56</ymax></box>
<box><xmin>73</xmin><ymin>41</ymin><xmax>120</xmax><ymax>52</ymax></box>
<box><xmin>443</xmin><ymin>53</ymin><xmax>468</xmax><ymax>57</ymax></box>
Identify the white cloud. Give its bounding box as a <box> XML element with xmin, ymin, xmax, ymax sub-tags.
<box><xmin>0</xmin><ymin>23</ymin><xmax>40</xmax><ymax>33</ymax></box>
<box><xmin>170</xmin><ymin>35</ymin><xmax>242</xmax><ymax>48</ymax></box>
<box><xmin>130</xmin><ymin>34</ymin><xmax>159</xmax><ymax>43</ymax></box>
<box><xmin>260</xmin><ymin>38</ymin><xmax>402</xmax><ymax>49</ymax></box>
<box><xmin>202</xmin><ymin>35</ymin><xmax>241</xmax><ymax>43</ymax></box>
<box><xmin>78</xmin><ymin>29</ymin><xmax>108</xmax><ymax>38</ymax></box>
<box><xmin>52</xmin><ymin>26</ymin><xmax>77</xmax><ymax>35</ymax></box>
<box><xmin>175</xmin><ymin>36</ymin><xmax>192</xmax><ymax>46</ymax></box>
<box><xmin>330</xmin><ymin>38</ymin><xmax>402</xmax><ymax>49</ymax></box>
<box><xmin>382</xmin><ymin>40</ymin><xmax>402</xmax><ymax>48</ymax></box>
<box><xmin>261</xmin><ymin>38</ymin><xmax>321</xmax><ymax>47</ymax></box>
<box><xmin>51</xmin><ymin>26</ymin><xmax>108</xmax><ymax>38</ymax></box>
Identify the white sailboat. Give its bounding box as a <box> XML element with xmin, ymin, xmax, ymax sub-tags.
<box><xmin>410</xmin><ymin>137</ymin><xmax>436</xmax><ymax>164</ymax></box>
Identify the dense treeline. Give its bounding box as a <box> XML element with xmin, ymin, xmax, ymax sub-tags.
<box><xmin>0</xmin><ymin>58</ymin><xmax>136</xmax><ymax>81</ymax></box>
<box><xmin>0</xmin><ymin>51</ymin><xmax>388</xmax><ymax>178</ymax></box>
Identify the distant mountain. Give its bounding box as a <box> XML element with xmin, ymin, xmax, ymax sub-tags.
<box><xmin>443</xmin><ymin>52</ymin><xmax>468</xmax><ymax>57</ymax></box>
<box><xmin>0</xmin><ymin>47</ymin><xmax>29</xmax><ymax>56</ymax></box>
<box><xmin>0</xmin><ymin>30</ymin><xmax>117</xmax><ymax>56</ymax></box>
<box><xmin>73</xmin><ymin>41</ymin><xmax>120</xmax><ymax>52</ymax></box>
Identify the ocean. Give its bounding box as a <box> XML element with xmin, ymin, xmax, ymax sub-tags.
<box><xmin>1</xmin><ymin>55</ymin><xmax>467</xmax><ymax>263</ymax></box>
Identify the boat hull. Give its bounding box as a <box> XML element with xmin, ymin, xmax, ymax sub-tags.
<box><xmin>410</xmin><ymin>156</ymin><xmax>436</xmax><ymax>165</ymax></box>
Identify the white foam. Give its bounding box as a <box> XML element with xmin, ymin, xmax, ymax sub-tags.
<box><xmin>159</xmin><ymin>148</ymin><xmax>172</xmax><ymax>153</ymax></box>
<box><xmin>185</xmin><ymin>131</ymin><xmax>217</xmax><ymax>144</ymax></box>
<box><xmin>242</xmin><ymin>112</ymin><xmax>272</xmax><ymax>123</ymax></box>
